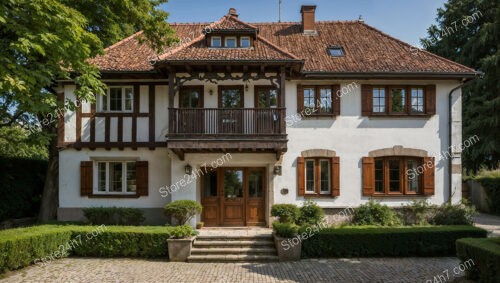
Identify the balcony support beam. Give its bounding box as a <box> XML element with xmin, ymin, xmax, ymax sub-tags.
<box><xmin>168</xmin><ymin>72</ymin><xmax>175</xmax><ymax>108</ymax></box>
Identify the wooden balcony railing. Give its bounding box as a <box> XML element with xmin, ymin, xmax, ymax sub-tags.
<box><xmin>168</xmin><ymin>108</ymin><xmax>286</xmax><ymax>137</ymax></box>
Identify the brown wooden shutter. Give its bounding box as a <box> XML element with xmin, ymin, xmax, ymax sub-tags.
<box><xmin>362</xmin><ymin>157</ymin><xmax>375</xmax><ymax>196</ymax></box>
<box><xmin>361</xmin><ymin>85</ymin><xmax>373</xmax><ymax>116</ymax></box>
<box><xmin>425</xmin><ymin>85</ymin><xmax>436</xmax><ymax>115</ymax></box>
<box><xmin>136</xmin><ymin>161</ymin><xmax>149</xmax><ymax>196</ymax></box>
<box><xmin>331</xmin><ymin>156</ymin><xmax>340</xmax><ymax>197</ymax></box>
<box><xmin>80</xmin><ymin>161</ymin><xmax>93</xmax><ymax>196</ymax></box>
<box><xmin>332</xmin><ymin>84</ymin><xmax>341</xmax><ymax>116</ymax></box>
<box><xmin>297</xmin><ymin>157</ymin><xmax>305</xmax><ymax>196</ymax></box>
<box><xmin>422</xmin><ymin>157</ymin><xmax>435</xmax><ymax>196</ymax></box>
<box><xmin>297</xmin><ymin>84</ymin><xmax>304</xmax><ymax>113</ymax></box>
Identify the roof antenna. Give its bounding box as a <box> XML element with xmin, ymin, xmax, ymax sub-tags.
<box><xmin>278</xmin><ymin>0</ymin><xmax>282</xmax><ymax>22</ymax></box>
<box><xmin>358</xmin><ymin>15</ymin><xmax>364</xmax><ymax>23</ymax></box>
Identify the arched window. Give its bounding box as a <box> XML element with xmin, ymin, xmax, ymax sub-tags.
<box><xmin>362</xmin><ymin>146</ymin><xmax>435</xmax><ymax>196</ymax></box>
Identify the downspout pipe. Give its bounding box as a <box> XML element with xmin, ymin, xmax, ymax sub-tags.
<box><xmin>447</xmin><ymin>74</ymin><xmax>480</xmax><ymax>203</ymax></box>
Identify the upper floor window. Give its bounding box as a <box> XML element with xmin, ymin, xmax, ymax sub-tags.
<box><xmin>372</xmin><ymin>87</ymin><xmax>386</xmax><ymax>113</ymax></box>
<box><xmin>390</xmin><ymin>87</ymin><xmax>406</xmax><ymax>113</ymax></box>
<box><xmin>256</xmin><ymin>86</ymin><xmax>278</xmax><ymax>108</ymax></box>
<box><xmin>225</xmin><ymin>36</ymin><xmax>237</xmax><ymax>48</ymax></box>
<box><xmin>363</xmin><ymin>85</ymin><xmax>435</xmax><ymax>116</ymax></box>
<box><xmin>97</xmin><ymin>161</ymin><xmax>136</xmax><ymax>194</ymax></box>
<box><xmin>411</xmin><ymin>88</ymin><xmax>425</xmax><ymax>113</ymax></box>
<box><xmin>300</xmin><ymin>85</ymin><xmax>338</xmax><ymax>116</ymax></box>
<box><xmin>211</xmin><ymin>36</ymin><xmax>222</xmax><ymax>47</ymax></box>
<box><xmin>240</xmin><ymin>36</ymin><xmax>250</xmax><ymax>48</ymax></box>
<box><xmin>180</xmin><ymin>86</ymin><xmax>203</xmax><ymax>108</ymax></box>
<box><xmin>101</xmin><ymin>86</ymin><xmax>133</xmax><ymax>112</ymax></box>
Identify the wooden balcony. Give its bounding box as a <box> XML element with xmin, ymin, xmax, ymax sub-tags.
<box><xmin>166</xmin><ymin>108</ymin><xmax>287</xmax><ymax>159</ymax></box>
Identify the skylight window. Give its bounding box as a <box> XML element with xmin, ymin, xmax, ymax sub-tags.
<box><xmin>328</xmin><ymin>46</ymin><xmax>345</xmax><ymax>57</ymax></box>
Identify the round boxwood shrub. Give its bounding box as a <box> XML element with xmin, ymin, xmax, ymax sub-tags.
<box><xmin>164</xmin><ymin>200</ymin><xmax>202</xmax><ymax>225</ymax></box>
<box><xmin>272</xmin><ymin>221</ymin><xmax>299</xmax><ymax>238</ymax></box>
<box><xmin>430</xmin><ymin>201</ymin><xmax>476</xmax><ymax>225</ymax></box>
<box><xmin>352</xmin><ymin>200</ymin><xmax>402</xmax><ymax>226</ymax></box>
<box><xmin>271</xmin><ymin>204</ymin><xmax>300</xmax><ymax>223</ymax></box>
<box><xmin>298</xmin><ymin>200</ymin><xmax>324</xmax><ymax>225</ymax></box>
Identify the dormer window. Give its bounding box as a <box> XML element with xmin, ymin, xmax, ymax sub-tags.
<box><xmin>328</xmin><ymin>46</ymin><xmax>344</xmax><ymax>57</ymax></box>
<box><xmin>240</xmin><ymin>36</ymin><xmax>250</xmax><ymax>48</ymax></box>
<box><xmin>225</xmin><ymin>36</ymin><xmax>237</xmax><ymax>48</ymax></box>
<box><xmin>211</xmin><ymin>36</ymin><xmax>222</xmax><ymax>47</ymax></box>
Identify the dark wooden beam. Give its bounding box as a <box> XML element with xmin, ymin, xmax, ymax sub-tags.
<box><xmin>280</xmin><ymin>66</ymin><xmax>286</xmax><ymax>108</ymax></box>
<box><xmin>226</xmin><ymin>65</ymin><xmax>231</xmax><ymax>73</ymax></box>
<box><xmin>168</xmin><ymin>72</ymin><xmax>175</xmax><ymax>108</ymax></box>
<box><xmin>260</xmin><ymin>65</ymin><xmax>265</xmax><ymax>74</ymax></box>
<box><xmin>243</xmin><ymin>65</ymin><xmax>248</xmax><ymax>73</ymax></box>
<box><xmin>148</xmin><ymin>84</ymin><xmax>155</xmax><ymax>149</ymax></box>
<box><xmin>207</xmin><ymin>65</ymin><xmax>213</xmax><ymax>72</ymax></box>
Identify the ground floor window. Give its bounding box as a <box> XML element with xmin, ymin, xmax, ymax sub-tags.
<box><xmin>305</xmin><ymin>158</ymin><xmax>332</xmax><ymax>195</ymax></box>
<box><xmin>374</xmin><ymin>156</ymin><xmax>422</xmax><ymax>195</ymax></box>
<box><xmin>96</xmin><ymin>161</ymin><xmax>136</xmax><ymax>194</ymax></box>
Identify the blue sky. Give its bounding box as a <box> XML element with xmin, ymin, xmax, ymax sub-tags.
<box><xmin>161</xmin><ymin>0</ymin><xmax>447</xmax><ymax>47</ymax></box>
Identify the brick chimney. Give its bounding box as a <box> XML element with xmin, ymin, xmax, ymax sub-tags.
<box><xmin>228</xmin><ymin>8</ymin><xmax>238</xmax><ymax>18</ymax></box>
<box><xmin>301</xmin><ymin>5</ymin><xmax>317</xmax><ymax>35</ymax></box>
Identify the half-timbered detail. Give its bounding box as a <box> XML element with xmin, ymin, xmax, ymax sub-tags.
<box><xmin>57</xmin><ymin>5</ymin><xmax>475</xmax><ymax>226</ymax></box>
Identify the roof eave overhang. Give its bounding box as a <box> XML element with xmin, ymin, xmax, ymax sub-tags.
<box><xmin>302</xmin><ymin>71</ymin><xmax>478</xmax><ymax>80</ymax></box>
<box><xmin>156</xmin><ymin>59</ymin><xmax>304</xmax><ymax>65</ymax></box>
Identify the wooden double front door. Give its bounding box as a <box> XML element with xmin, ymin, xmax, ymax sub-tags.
<box><xmin>201</xmin><ymin>167</ymin><xmax>266</xmax><ymax>226</ymax></box>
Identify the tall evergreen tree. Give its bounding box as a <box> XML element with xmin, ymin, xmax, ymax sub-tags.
<box><xmin>421</xmin><ymin>0</ymin><xmax>499</xmax><ymax>173</ymax></box>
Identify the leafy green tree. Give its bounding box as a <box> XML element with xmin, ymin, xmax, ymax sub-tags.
<box><xmin>0</xmin><ymin>0</ymin><xmax>177</xmax><ymax>221</ymax></box>
<box><xmin>0</xmin><ymin>126</ymin><xmax>48</xmax><ymax>159</ymax></box>
<box><xmin>421</xmin><ymin>0</ymin><xmax>499</xmax><ymax>172</ymax></box>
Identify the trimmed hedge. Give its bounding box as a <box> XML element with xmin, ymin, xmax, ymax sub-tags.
<box><xmin>302</xmin><ymin>226</ymin><xmax>487</xmax><ymax>258</ymax></box>
<box><xmin>477</xmin><ymin>174</ymin><xmax>500</xmax><ymax>215</ymax></box>
<box><xmin>0</xmin><ymin>225</ymin><xmax>175</xmax><ymax>273</ymax></box>
<box><xmin>0</xmin><ymin>226</ymin><xmax>72</xmax><ymax>273</ymax></box>
<box><xmin>83</xmin><ymin>207</ymin><xmax>145</xmax><ymax>225</ymax></box>
<box><xmin>456</xmin><ymin>237</ymin><xmax>500</xmax><ymax>282</ymax></box>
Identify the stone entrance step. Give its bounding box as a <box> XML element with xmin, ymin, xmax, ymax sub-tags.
<box><xmin>187</xmin><ymin>232</ymin><xmax>278</xmax><ymax>262</ymax></box>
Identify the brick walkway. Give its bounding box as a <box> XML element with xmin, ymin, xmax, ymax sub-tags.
<box><xmin>1</xmin><ymin>257</ymin><xmax>466</xmax><ymax>283</ymax></box>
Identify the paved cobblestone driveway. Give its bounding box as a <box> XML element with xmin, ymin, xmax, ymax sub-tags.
<box><xmin>1</xmin><ymin>257</ymin><xmax>465</xmax><ymax>283</ymax></box>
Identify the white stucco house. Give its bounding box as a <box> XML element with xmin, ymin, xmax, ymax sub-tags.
<box><xmin>57</xmin><ymin>5</ymin><xmax>477</xmax><ymax>226</ymax></box>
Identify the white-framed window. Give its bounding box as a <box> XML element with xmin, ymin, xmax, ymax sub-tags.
<box><xmin>96</xmin><ymin>161</ymin><xmax>136</xmax><ymax>194</ymax></box>
<box><xmin>319</xmin><ymin>159</ymin><xmax>331</xmax><ymax>194</ymax></box>
<box><xmin>225</xmin><ymin>36</ymin><xmax>237</xmax><ymax>48</ymax></box>
<box><xmin>240</xmin><ymin>36</ymin><xmax>250</xmax><ymax>48</ymax></box>
<box><xmin>305</xmin><ymin>158</ymin><xmax>332</xmax><ymax>195</ymax></box>
<box><xmin>211</xmin><ymin>36</ymin><xmax>222</xmax><ymax>48</ymax></box>
<box><xmin>101</xmin><ymin>86</ymin><xmax>133</xmax><ymax>112</ymax></box>
<box><xmin>372</xmin><ymin>87</ymin><xmax>386</xmax><ymax>113</ymax></box>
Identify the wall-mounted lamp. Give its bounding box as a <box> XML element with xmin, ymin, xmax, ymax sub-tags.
<box><xmin>185</xmin><ymin>164</ymin><xmax>192</xmax><ymax>175</ymax></box>
<box><xmin>209</xmin><ymin>89</ymin><xmax>214</xmax><ymax>96</ymax></box>
<box><xmin>274</xmin><ymin>165</ymin><xmax>282</xmax><ymax>176</ymax></box>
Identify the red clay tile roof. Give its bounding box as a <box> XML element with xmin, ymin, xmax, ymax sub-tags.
<box><xmin>207</xmin><ymin>15</ymin><xmax>258</xmax><ymax>32</ymax></box>
<box><xmin>90</xmin><ymin>15</ymin><xmax>475</xmax><ymax>75</ymax></box>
